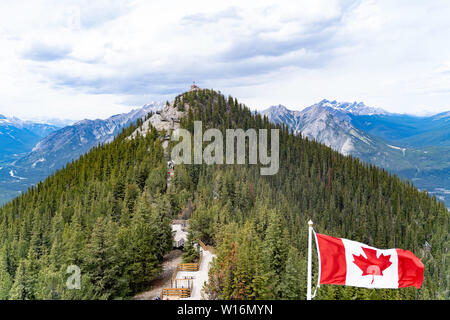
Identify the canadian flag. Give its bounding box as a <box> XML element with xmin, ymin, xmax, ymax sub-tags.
<box><xmin>316</xmin><ymin>233</ymin><xmax>424</xmax><ymax>289</ymax></box>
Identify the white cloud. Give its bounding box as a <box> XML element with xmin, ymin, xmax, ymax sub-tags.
<box><xmin>0</xmin><ymin>0</ymin><xmax>449</xmax><ymax>120</ymax></box>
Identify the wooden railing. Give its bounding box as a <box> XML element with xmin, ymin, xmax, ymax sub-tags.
<box><xmin>198</xmin><ymin>240</ymin><xmax>215</xmax><ymax>254</ymax></box>
<box><xmin>172</xmin><ymin>277</ymin><xmax>194</xmax><ymax>289</ymax></box>
<box><xmin>172</xmin><ymin>219</ymin><xmax>188</xmax><ymax>227</ymax></box>
<box><xmin>170</xmin><ymin>251</ymin><xmax>202</xmax><ymax>287</ymax></box>
<box><xmin>176</xmin><ymin>263</ymin><xmax>198</xmax><ymax>272</ymax></box>
<box><xmin>160</xmin><ymin>288</ymin><xmax>191</xmax><ymax>299</ymax></box>
<box><xmin>171</xmin><ymin>267</ymin><xmax>177</xmax><ymax>287</ymax></box>
<box><xmin>198</xmin><ymin>248</ymin><xmax>203</xmax><ymax>266</ymax></box>
<box><xmin>175</xmin><ymin>251</ymin><xmax>202</xmax><ymax>273</ymax></box>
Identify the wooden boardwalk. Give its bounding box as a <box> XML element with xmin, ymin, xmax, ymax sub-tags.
<box><xmin>160</xmin><ymin>220</ymin><xmax>216</xmax><ymax>300</ymax></box>
<box><xmin>160</xmin><ymin>251</ymin><xmax>203</xmax><ymax>299</ymax></box>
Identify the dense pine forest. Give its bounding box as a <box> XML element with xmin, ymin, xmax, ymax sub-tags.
<box><xmin>0</xmin><ymin>88</ymin><xmax>448</xmax><ymax>300</ymax></box>
<box><xmin>0</xmin><ymin>118</ymin><xmax>175</xmax><ymax>299</ymax></box>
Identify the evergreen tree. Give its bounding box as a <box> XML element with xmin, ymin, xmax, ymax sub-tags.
<box><xmin>182</xmin><ymin>231</ymin><xmax>200</xmax><ymax>263</ymax></box>
<box><xmin>281</xmin><ymin>246</ymin><xmax>305</xmax><ymax>300</ymax></box>
<box><xmin>9</xmin><ymin>261</ymin><xmax>27</xmax><ymax>300</ymax></box>
<box><xmin>262</xmin><ymin>211</ymin><xmax>289</xmax><ymax>298</ymax></box>
<box><xmin>0</xmin><ymin>246</ymin><xmax>13</xmax><ymax>299</ymax></box>
<box><xmin>83</xmin><ymin>217</ymin><xmax>121</xmax><ymax>299</ymax></box>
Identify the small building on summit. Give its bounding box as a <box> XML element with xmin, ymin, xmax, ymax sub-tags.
<box><xmin>190</xmin><ymin>82</ymin><xmax>200</xmax><ymax>91</ymax></box>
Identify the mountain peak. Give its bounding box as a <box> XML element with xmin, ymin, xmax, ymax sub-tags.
<box><xmin>432</xmin><ymin>110</ymin><xmax>450</xmax><ymax>120</ymax></box>
<box><xmin>259</xmin><ymin>104</ymin><xmax>298</xmax><ymax>128</ymax></box>
<box><xmin>315</xmin><ymin>99</ymin><xmax>387</xmax><ymax>116</ymax></box>
<box><xmin>261</xmin><ymin>104</ymin><xmax>290</xmax><ymax>115</ymax></box>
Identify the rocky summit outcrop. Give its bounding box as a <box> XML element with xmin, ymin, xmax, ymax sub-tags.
<box><xmin>129</xmin><ymin>102</ymin><xmax>186</xmax><ymax>139</ymax></box>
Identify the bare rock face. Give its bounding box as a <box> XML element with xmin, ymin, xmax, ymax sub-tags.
<box><xmin>129</xmin><ymin>102</ymin><xmax>187</xmax><ymax>139</ymax></box>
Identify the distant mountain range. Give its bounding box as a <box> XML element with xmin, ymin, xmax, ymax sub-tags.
<box><xmin>0</xmin><ymin>115</ymin><xmax>61</xmax><ymax>164</ymax></box>
<box><xmin>260</xmin><ymin>100</ymin><xmax>450</xmax><ymax>207</ymax></box>
<box><xmin>0</xmin><ymin>102</ymin><xmax>164</xmax><ymax>204</ymax></box>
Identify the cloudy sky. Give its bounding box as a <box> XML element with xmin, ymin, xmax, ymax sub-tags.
<box><xmin>0</xmin><ymin>0</ymin><xmax>450</xmax><ymax>120</ymax></box>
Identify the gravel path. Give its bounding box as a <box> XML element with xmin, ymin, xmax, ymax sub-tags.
<box><xmin>133</xmin><ymin>249</ymin><xmax>183</xmax><ymax>300</ymax></box>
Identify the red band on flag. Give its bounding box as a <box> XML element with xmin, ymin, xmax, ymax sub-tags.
<box><xmin>316</xmin><ymin>233</ymin><xmax>346</xmax><ymax>285</ymax></box>
<box><xmin>396</xmin><ymin>249</ymin><xmax>424</xmax><ymax>289</ymax></box>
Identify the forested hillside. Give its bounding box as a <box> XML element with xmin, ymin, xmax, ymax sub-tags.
<box><xmin>0</xmin><ymin>88</ymin><xmax>448</xmax><ymax>300</ymax></box>
<box><xmin>0</xmin><ymin>116</ymin><xmax>175</xmax><ymax>299</ymax></box>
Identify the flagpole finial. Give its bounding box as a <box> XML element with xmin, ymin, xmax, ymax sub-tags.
<box><xmin>308</xmin><ymin>220</ymin><xmax>313</xmax><ymax>227</ymax></box>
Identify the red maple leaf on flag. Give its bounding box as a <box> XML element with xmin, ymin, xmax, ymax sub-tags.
<box><xmin>352</xmin><ymin>247</ymin><xmax>392</xmax><ymax>284</ymax></box>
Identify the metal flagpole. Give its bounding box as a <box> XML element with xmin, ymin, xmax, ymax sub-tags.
<box><xmin>307</xmin><ymin>220</ymin><xmax>313</xmax><ymax>300</ymax></box>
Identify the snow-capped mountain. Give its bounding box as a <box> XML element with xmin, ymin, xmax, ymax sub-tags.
<box><xmin>0</xmin><ymin>114</ymin><xmax>61</xmax><ymax>136</ymax></box>
<box><xmin>314</xmin><ymin>99</ymin><xmax>388</xmax><ymax>116</ymax></box>
<box><xmin>16</xmin><ymin>102</ymin><xmax>165</xmax><ymax>171</ymax></box>
<box><xmin>260</xmin><ymin>101</ymin><xmax>450</xmax><ymax>207</ymax></box>
<box><xmin>18</xmin><ymin>116</ymin><xmax>75</xmax><ymax>128</ymax></box>
<box><xmin>0</xmin><ymin>114</ymin><xmax>60</xmax><ymax>163</ymax></box>
<box><xmin>261</xmin><ymin>100</ymin><xmax>386</xmax><ymax>155</ymax></box>
<box><xmin>0</xmin><ymin>102</ymin><xmax>164</xmax><ymax>204</ymax></box>
<box><xmin>260</xmin><ymin>104</ymin><xmax>301</xmax><ymax>130</ymax></box>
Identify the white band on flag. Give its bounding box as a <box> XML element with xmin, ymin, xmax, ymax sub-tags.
<box><xmin>312</xmin><ymin>229</ymin><xmax>321</xmax><ymax>299</ymax></box>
